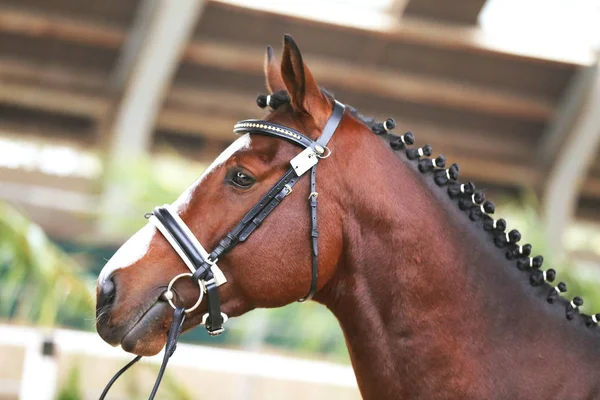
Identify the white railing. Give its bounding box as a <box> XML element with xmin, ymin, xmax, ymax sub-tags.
<box><xmin>0</xmin><ymin>324</ymin><xmax>358</xmax><ymax>399</ymax></box>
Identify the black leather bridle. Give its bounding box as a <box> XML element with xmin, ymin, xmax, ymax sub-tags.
<box><xmin>99</xmin><ymin>100</ymin><xmax>346</xmax><ymax>399</ymax></box>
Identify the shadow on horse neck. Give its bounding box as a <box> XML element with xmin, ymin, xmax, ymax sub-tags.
<box><xmin>317</xmin><ymin>106</ymin><xmax>600</xmax><ymax>399</ymax></box>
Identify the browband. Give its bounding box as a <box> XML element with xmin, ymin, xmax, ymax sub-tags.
<box><xmin>234</xmin><ymin>100</ymin><xmax>346</xmax><ymax>156</ymax></box>
<box><xmin>234</xmin><ymin>120</ymin><xmax>317</xmax><ymax>150</ymax></box>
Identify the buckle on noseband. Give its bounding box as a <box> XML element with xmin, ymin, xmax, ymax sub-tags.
<box><xmin>201</xmin><ymin>312</ymin><xmax>229</xmax><ymax>336</ymax></box>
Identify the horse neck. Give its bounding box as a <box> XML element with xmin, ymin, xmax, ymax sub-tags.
<box><xmin>316</xmin><ymin>127</ymin><xmax>600</xmax><ymax>399</ymax></box>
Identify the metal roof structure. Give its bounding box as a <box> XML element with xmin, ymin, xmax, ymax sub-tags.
<box><xmin>0</xmin><ymin>0</ymin><xmax>599</xmax><ymax>254</ymax></box>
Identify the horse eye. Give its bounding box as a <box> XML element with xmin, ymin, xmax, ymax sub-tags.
<box><xmin>231</xmin><ymin>171</ymin><xmax>255</xmax><ymax>188</ymax></box>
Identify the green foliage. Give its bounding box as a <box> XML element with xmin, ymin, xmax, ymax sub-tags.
<box><xmin>0</xmin><ymin>201</ymin><xmax>95</xmax><ymax>328</ymax></box>
<box><xmin>262</xmin><ymin>303</ymin><xmax>348</xmax><ymax>362</ymax></box>
<box><xmin>494</xmin><ymin>192</ymin><xmax>600</xmax><ymax>313</ymax></box>
<box><xmin>158</xmin><ymin>368</ymin><xmax>196</xmax><ymax>400</ymax></box>
<box><xmin>101</xmin><ymin>155</ymin><xmax>205</xmax><ymax>235</ymax></box>
<box><xmin>56</xmin><ymin>364</ymin><xmax>83</xmax><ymax>400</ymax></box>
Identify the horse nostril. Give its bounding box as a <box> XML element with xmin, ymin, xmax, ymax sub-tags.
<box><xmin>97</xmin><ymin>276</ymin><xmax>116</xmax><ymax>310</ymax></box>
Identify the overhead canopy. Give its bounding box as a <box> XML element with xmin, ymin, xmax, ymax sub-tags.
<box><xmin>0</xmin><ymin>0</ymin><xmax>598</xmax><ymax>241</ymax></box>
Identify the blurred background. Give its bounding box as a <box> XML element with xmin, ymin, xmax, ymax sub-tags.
<box><xmin>0</xmin><ymin>0</ymin><xmax>599</xmax><ymax>398</ymax></box>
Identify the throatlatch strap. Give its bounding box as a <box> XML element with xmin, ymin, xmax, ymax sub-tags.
<box><xmin>207</xmin><ymin>168</ymin><xmax>300</xmax><ymax>262</ymax></box>
<box><xmin>317</xmin><ymin>100</ymin><xmax>345</xmax><ymax>147</ymax></box>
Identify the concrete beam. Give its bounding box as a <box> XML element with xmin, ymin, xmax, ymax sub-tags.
<box><xmin>403</xmin><ymin>0</ymin><xmax>487</xmax><ymax>25</ymax></box>
<box><xmin>183</xmin><ymin>40</ymin><xmax>554</xmax><ymax>122</ymax></box>
<box><xmin>105</xmin><ymin>0</ymin><xmax>204</xmax><ymax>158</ymax></box>
<box><xmin>0</xmin><ymin>5</ymin><xmax>122</xmax><ymax>48</ymax></box>
<box><xmin>107</xmin><ymin>0</ymin><xmax>160</xmax><ymax>92</ymax></box>
<box><xmin>538</xmin><ymin>65</ymin><xmax>597</xmax><ymax>169</ymax></box>
<box><xmin>542</xmin><ymin>57</ymin><xmax>600</xmax><ymax>259</ymax></box>
<box><xmin>0</xmin><ymin>72</ymin><xmax>536</xmax><ymax>189</ymax></box>
<box><xmin>1</xmin><ymin>2</ymin><xmax>594</xmax><ymax>66</ymax></box>
<box><xmin>0</xmin><ymin>6</ymin><xmax>558</xmax><ymax>122</ymax></box>
<box><xmin>98</xmin><ymin>0</ymin><xmax>204</xmax><ymax>234</ymax></box>
<box><xmin>0</xmin><ymin>81</ymin><xmax>109</xmax><ymax>117</ymax></box>
<box><xmin>390</xmin><ymin>0</ymin><xmax>410</xmax><ymax>20</ymax></box>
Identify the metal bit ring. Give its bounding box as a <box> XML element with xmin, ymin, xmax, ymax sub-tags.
<box><xmin>164</xmin><ymin>273</ymin><xmax>204</xmax><ymax>313</ymax></box>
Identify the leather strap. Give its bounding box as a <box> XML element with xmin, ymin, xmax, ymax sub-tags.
<box><xmin>234</xmin><ymin>120</ymin><xmax>317</xmax><ymax>149</ymax></box>
<box><xmin>204</xmin><ymin>279</ymin><xmax>224</xmax><ymax>335</ymax></box>
<box><xmin>206</xmin><ymin>168</ymin><xmax>300</xmax><ymax>263</ymax></box>
<box><xmin>317</xmin><ymin>101</ymin><xmax>345</xmax><ymax>147</ymax></box>
<box><xmin>99</xmin><ymin>356</ymin><xmax>141</xmax><ymax>399</ymax></box>
<box><xmin>100</xmin><ymin>307</ymin><xmax>186</xmax><ymax>400</ymax></box>
<box><xmin>299</xmin><ymin>165</ymin><xmax>319</xmax><ymax>302</ymax></box>
<box><xmin>153</xmin><ymin>207</ymin><xmax>212</xmax><ymax>280</ymax></box>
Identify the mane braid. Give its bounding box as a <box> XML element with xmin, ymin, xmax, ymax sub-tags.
<box><xmin>374</xmin><ymin>122</ymin><xmax>598</xmax><ymax>328</ymax></box>
<box><xmin>254</xmin><ymin>88</ymin><xmax>600</xmax><ymax>330</ymax></box>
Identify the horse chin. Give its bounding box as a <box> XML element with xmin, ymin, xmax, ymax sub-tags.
<box><xmin>120</xmin><ymin>301</ymin><xmax>170</xmax><ymax>356</ymax></box>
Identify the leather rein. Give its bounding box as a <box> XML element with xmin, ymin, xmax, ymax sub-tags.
<box><xmin>99</xmin><ymin>100</ymin><xmax>346</xmax><ymax>399</ymax></box>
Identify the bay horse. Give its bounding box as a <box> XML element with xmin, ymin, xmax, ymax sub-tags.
<box><xmin>96</xmin><ymin>35</ymin><xmax>600</xmax><ymax>399</ymax></box>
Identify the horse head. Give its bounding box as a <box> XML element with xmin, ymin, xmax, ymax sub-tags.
<box><xmin>96</xmin><ymin>35</ymin><xmax>363</xmax><ymax>356</ymax></box>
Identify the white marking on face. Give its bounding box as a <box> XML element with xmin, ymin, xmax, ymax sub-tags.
<box><xmin>98</xmin><ymin>223</ymin><xmax>155</xmax><ymax>284</ymax></box>
<box><xmin>98</xmin><ymin>135</ymin><xmax>252</xmax><ymax>284</ymax></box>
<box><xmin>172</xmin><ymin>134</ymin><xmax>252</xmax><ymax>212</ymax></box>
<box><xmin>98</xmin><ymin>134</ymin><xmax>251</xmax><ymax>284</ymax></box>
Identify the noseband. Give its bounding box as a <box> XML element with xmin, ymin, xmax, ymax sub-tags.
<box><xmin>100</xmin><ymin>100</ymin><xmax>346</xmax><ymax>399</ymax></box>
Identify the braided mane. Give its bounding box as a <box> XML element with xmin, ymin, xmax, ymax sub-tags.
<box><xmin>256</xmin><ymin>89</ymin><xmax>600</xmax><ymax>329</ymax></box>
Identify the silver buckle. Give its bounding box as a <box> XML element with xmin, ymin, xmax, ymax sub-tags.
<box><xmin>201</xmin><ymin>312</ymin><xmax>229</xmax><ymax>336</ymax></box>
<box><xmin>206</xmin><ymin>259</ymin><xmax>227</xmax><ymax>287</ymax></box>
<box><xmin>208</xmin><ymin>328</ymin><xmax>225</xmax><ymax>336</ymax></box>
<box><xmin>283</xmin><ymin>184</ymin><xmax>293</xmax><ymax>196</ymax></box>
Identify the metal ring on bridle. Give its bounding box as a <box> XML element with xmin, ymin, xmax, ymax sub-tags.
<box><xmin>164</xmin><ymin>273</ymin><xmax>204</xmax><ymax>313</ymax></box>
<box><xmin>316</xmin><ymin>146</ymin><xmax>332</xmax><ymax>159</ymax></box>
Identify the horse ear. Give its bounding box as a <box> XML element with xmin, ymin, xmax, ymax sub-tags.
<box><xmin>264</xmin><ymin>45</ymin><xmax>285</xmax><ymax>93</ymax></box>
<box><xmin>280</xmin><ymin>34</ymin><xmax>328</xmax><ymax>115</ymax></box>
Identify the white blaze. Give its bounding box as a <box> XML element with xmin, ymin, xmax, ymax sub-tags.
<box><xmin>98</xmin><ymin>223</ymin><xmax>155</xmax><ymax>284</ymax></box>
<box><xmin>98</xmin><ymin>134</ymin><xmax>252</xmax><ymax>282</ymax></box>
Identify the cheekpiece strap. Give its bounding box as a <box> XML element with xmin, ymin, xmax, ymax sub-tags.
<box><xmin>210</xmin><ymin>168</ymin><xmax>300</xmax><ymax>259</ymax></box>
<box><xmin>299</xmin><ymin>164</ymin><xmax>319</xmax><ymax>302</ymax></box>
